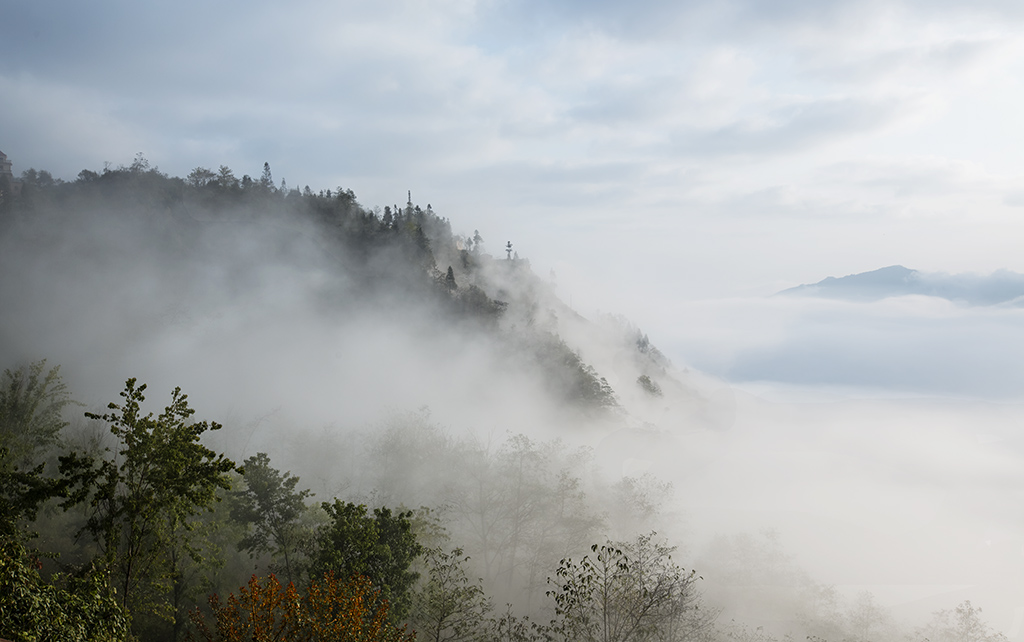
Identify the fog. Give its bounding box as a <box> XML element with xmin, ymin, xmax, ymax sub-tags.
<box><xmin>680</xmin><ymin>392</ymin><xmax>1024</xmax><ymax>625</ymax></box>
<box><xmin>3</xmin><ymin>174</ymin><xmax>1022</xmax><ymax>639</ymax></box>
<box><xmin>581</xmin><ymin>272</ymin><xmax>1024</xmax><ymax>633</ymax></box>
<box><xmin>1</xmin><ymin>201</ymin><xmax>572</xmax><ymax>440</ymax></box>
<box><xmin>5</xmin><ymin>0</ymin><xmax>1024</xmax><ymax>638</ymax></box>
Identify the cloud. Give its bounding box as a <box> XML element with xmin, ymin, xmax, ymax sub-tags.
<box><xmin>668</xmin><ymin>97</ymin><xmax>906</xmax><ymax>156</ymax></box>
<box><xmin>476</xmin><ymin>0</ymin><xmax>1024</xmax><ymax>48</ymax></box>
<box><xmin>0</xmin><ymin>75</ymin><xmax>149</xmax><ymax>176</ymax></box>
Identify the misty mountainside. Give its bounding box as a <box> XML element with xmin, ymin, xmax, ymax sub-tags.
<box><xmin>778</xmin><ymin>265</ymin><xmax>1024</xmax><ymax>305</ymax></box>
<box><xmin>0</xmin><ymin>158</ymin><xmax>716</xmax><ymax>437</ymax></box>
<box><xmin>0</xmin><ymin>158</ymin><xmax>743</xmax><ymax>640</ymax></box>
<box><xmin>2</xmin><ymin>161</ymin><xmax>1015</xmax><ymax>642</ymax></box>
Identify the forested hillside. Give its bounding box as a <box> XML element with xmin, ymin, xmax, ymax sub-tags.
<box><xmin>0</xmin><ymin>158</ymin><xmax>1005</xmax><ymax>642</ymax></box>
<box><xmin>1</xmin><ymin>156</ymin><xmax>665</xmax><ymax>415</ymax></box>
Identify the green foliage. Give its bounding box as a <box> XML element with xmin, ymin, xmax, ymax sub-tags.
<box><xmin>636</xmin><ymin>375</ymin><xmax>662</xmax><ymax>398</ymax></box>
<box><xmin>216</xmin><ymin>165</ymin><xmax>239</xmax><ymax>190</ymax></box>
<box><xmin>528</xmin><ymin>333</ymin><xmax>617</xmax><ymax>409</ymax></box>
<box><xmin>186</xmin><ymin>167</ymin><xmax>217</xmax><ymax>189</ymax></box>
<box><xmin>0</xmin><ymin>448</ymin><xmax>68</xmax><ymax>542</ymax></box>
<box><xmin>362</xmin><ymin>421</ymin><xmax>601</xmax><ymax>609</ymax></box>
<box><xmin>0</xmin><ymin>534</ymin><xmax>128</xmax><ymax>642</ymax></box>
<box><xmin>456</xmin><ymin>284</ymin><xmax>506</xmax><ymax>320</ymax></box>
<box><xmin>545</xmin><ymin>533</ymin><xmax>715</xmax><ymax>642</ymax></box>
<box><xmin>230</xmin><ymin>452</ymin><xmax>314</xmax><ymax>585</ymax></box>
<box><xmin>411</xmin><ymin>546</ymin><xmax>491</xmax><ymax>642</ymax></box>
<box><xmin>160</xmin><ymin>498</ymin><xmax>237</xmax><ymax>642</ymax></box>
<box><xmin>59</xmin><ymin>378</ymin><xmax>238</xmax><ymax>628</ymax></box>
<box><xmin>259</xmin><ymin>162</ymin><xmax>274</xmax><ymax>190</ymax></box>
<box><xmin>0</xmin><ymin>360</ymin><xmax>75</xmax><ymax>471</ymax></box>
<box><xmin>0</xmin><ymin>361</ymin><xmax>76</xmax><ymax>545</ymax></box>
<box><xmin>313</xmin><ymin>501</ymin><xmax>424</xmax><ymax>623</ymax></box>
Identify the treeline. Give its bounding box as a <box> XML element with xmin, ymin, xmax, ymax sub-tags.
<box><xmin>1</xmin><ymin>362</ymin><xmax>1012</xmax><ymax>642</ymax></box>
<box><xmin>0</xmin><ymin>361</ymin><xmax>711</xmax><ymax>641</ymax></box>
<box><xmin>0</xmin><ymin>156</ymin><xmax>620</xmax><ymax>411</ymax></box>
<box><xmin>4</xmin><ymin>155</ymin><xmax>462</xmax><ymax>301</ymax></box>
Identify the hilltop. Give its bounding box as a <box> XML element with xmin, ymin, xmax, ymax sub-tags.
<box><xmin>0</xmin><ymin>156</ymin><xmax>713</xmax><ymax>436</ymax></box>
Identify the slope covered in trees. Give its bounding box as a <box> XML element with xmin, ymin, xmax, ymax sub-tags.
<box><xmin>1</xmin><ymin>157</ymin><xmax>662</xmax><ymax>421</ymax></box>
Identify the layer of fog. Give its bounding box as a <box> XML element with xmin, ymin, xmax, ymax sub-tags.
<box><xmin>0</xmin><ymin>204</ymin><xmax>580</xmax><ymax>443</ymax></box>
<box><xmin>651</xmin><ymin>392</ymin><xmax>1024</xmax><ymax>630</ymax></box>
<box><xmin>4</xmin><ymin>196</ymin><xmax>1023</xmax><ymax>636</ymax></box>
<box><xmin>557</xmin><ymin>269</ymin><xmax>1024</xmax><ymax>633</ymax></box>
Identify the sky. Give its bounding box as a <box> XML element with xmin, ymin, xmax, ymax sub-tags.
<box><xmin>22</xmin><ymin>2</ymin><xmax>1024</xmax><ymax>395</ymax></box>
<box><xmin>4</xmin><ymin>0</ymin><xmax>1024</xmax><ymax>630</ymax></box>
<box><xmin>4</xmin><ymin>0</ymin><xmax>1024</xmax><ymax>297</ymax></box>
<box><xmin>4</xmin><ymin>1</ymin><xmax>1024</xmax><ymax>395</ymax></box>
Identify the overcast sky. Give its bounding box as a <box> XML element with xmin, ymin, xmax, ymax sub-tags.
<box><xmin>3</xmin><ymin>0</ymin><xmax>1024</xmax><ymax>395</ymax></box>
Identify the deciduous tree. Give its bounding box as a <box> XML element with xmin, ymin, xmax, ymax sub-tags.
<box><xmin>231</xmin><ymin>452</ymin><xmax>314</xmax><ymax>585</ymax></box>
<box><xmin>0</xmin><ymin>532</ymin><xmax>128</xmax><ymax>642</ymax></box>
<box><xmin>60</xmin><ymin>379</ymin><xmax>238</xmax><ymax>628</ymax></box>
<box><xmin>189</xmin><ymin>572</ymin><xmax>415</xmax><ymax>642</ymax></box>
<box><xmin>313</xmin><ymin>501</ymin><xmax>423</xmax><ymax>622</ymax></box>
<box><xmin>546</xmin><ymin>533</ymin><xmax>715</xmax><ymax>642</ymax></box>
<box><xmin>411</xmin><ymin>546</ymin><xmax>491</xmax><ymax>642</ymax></box>
<box><xmin>0</xmin><ymin>360</ymin><xmax>75</xmax><ymax>471</ymax></box>
<box><xmin>186</xmin><ymin>167</ymin><xmax>217</xmax><ymax>189</ymax></box>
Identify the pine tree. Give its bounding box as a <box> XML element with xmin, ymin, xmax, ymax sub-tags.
<box><xmin>260</xmin><ymin>162</ymin><xmax>274</xmax><ymax>190</ymax></box>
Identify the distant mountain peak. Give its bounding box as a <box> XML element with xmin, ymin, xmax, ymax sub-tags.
<box><xmin>780</xmin><ymin>266</ymin><xmax>919</xmax><ymax>300</ymax></box>
<box><xmin>778</xmin><ymin>266</ymin><xmax>1024</xmax><ymax>305</ymax></box>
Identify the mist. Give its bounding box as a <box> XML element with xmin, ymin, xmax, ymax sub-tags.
<box><xmin>5</xmin><ymin>0</ymin><xmax>1024</xmax><ymax>638</ymax></box>
<box><xmin>2</xmin><ymin>190</ymin><xmax>554</xmax><ymax>436</ymax></box>
<box><xmin>2</xmin><ymin>165</ymin><xmax>1021</xmax><ymax>642</ymax></box>
<box><xmin>602</xmin><ymin>275</ymin><xmax>1024</xmax><ymax>633</ymax></box>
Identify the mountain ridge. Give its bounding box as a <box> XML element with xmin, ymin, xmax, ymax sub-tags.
<box><xmin>778</xmin><ymin>265</ymin><xmax>1024</xmax><ymax>305</ymax></box>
